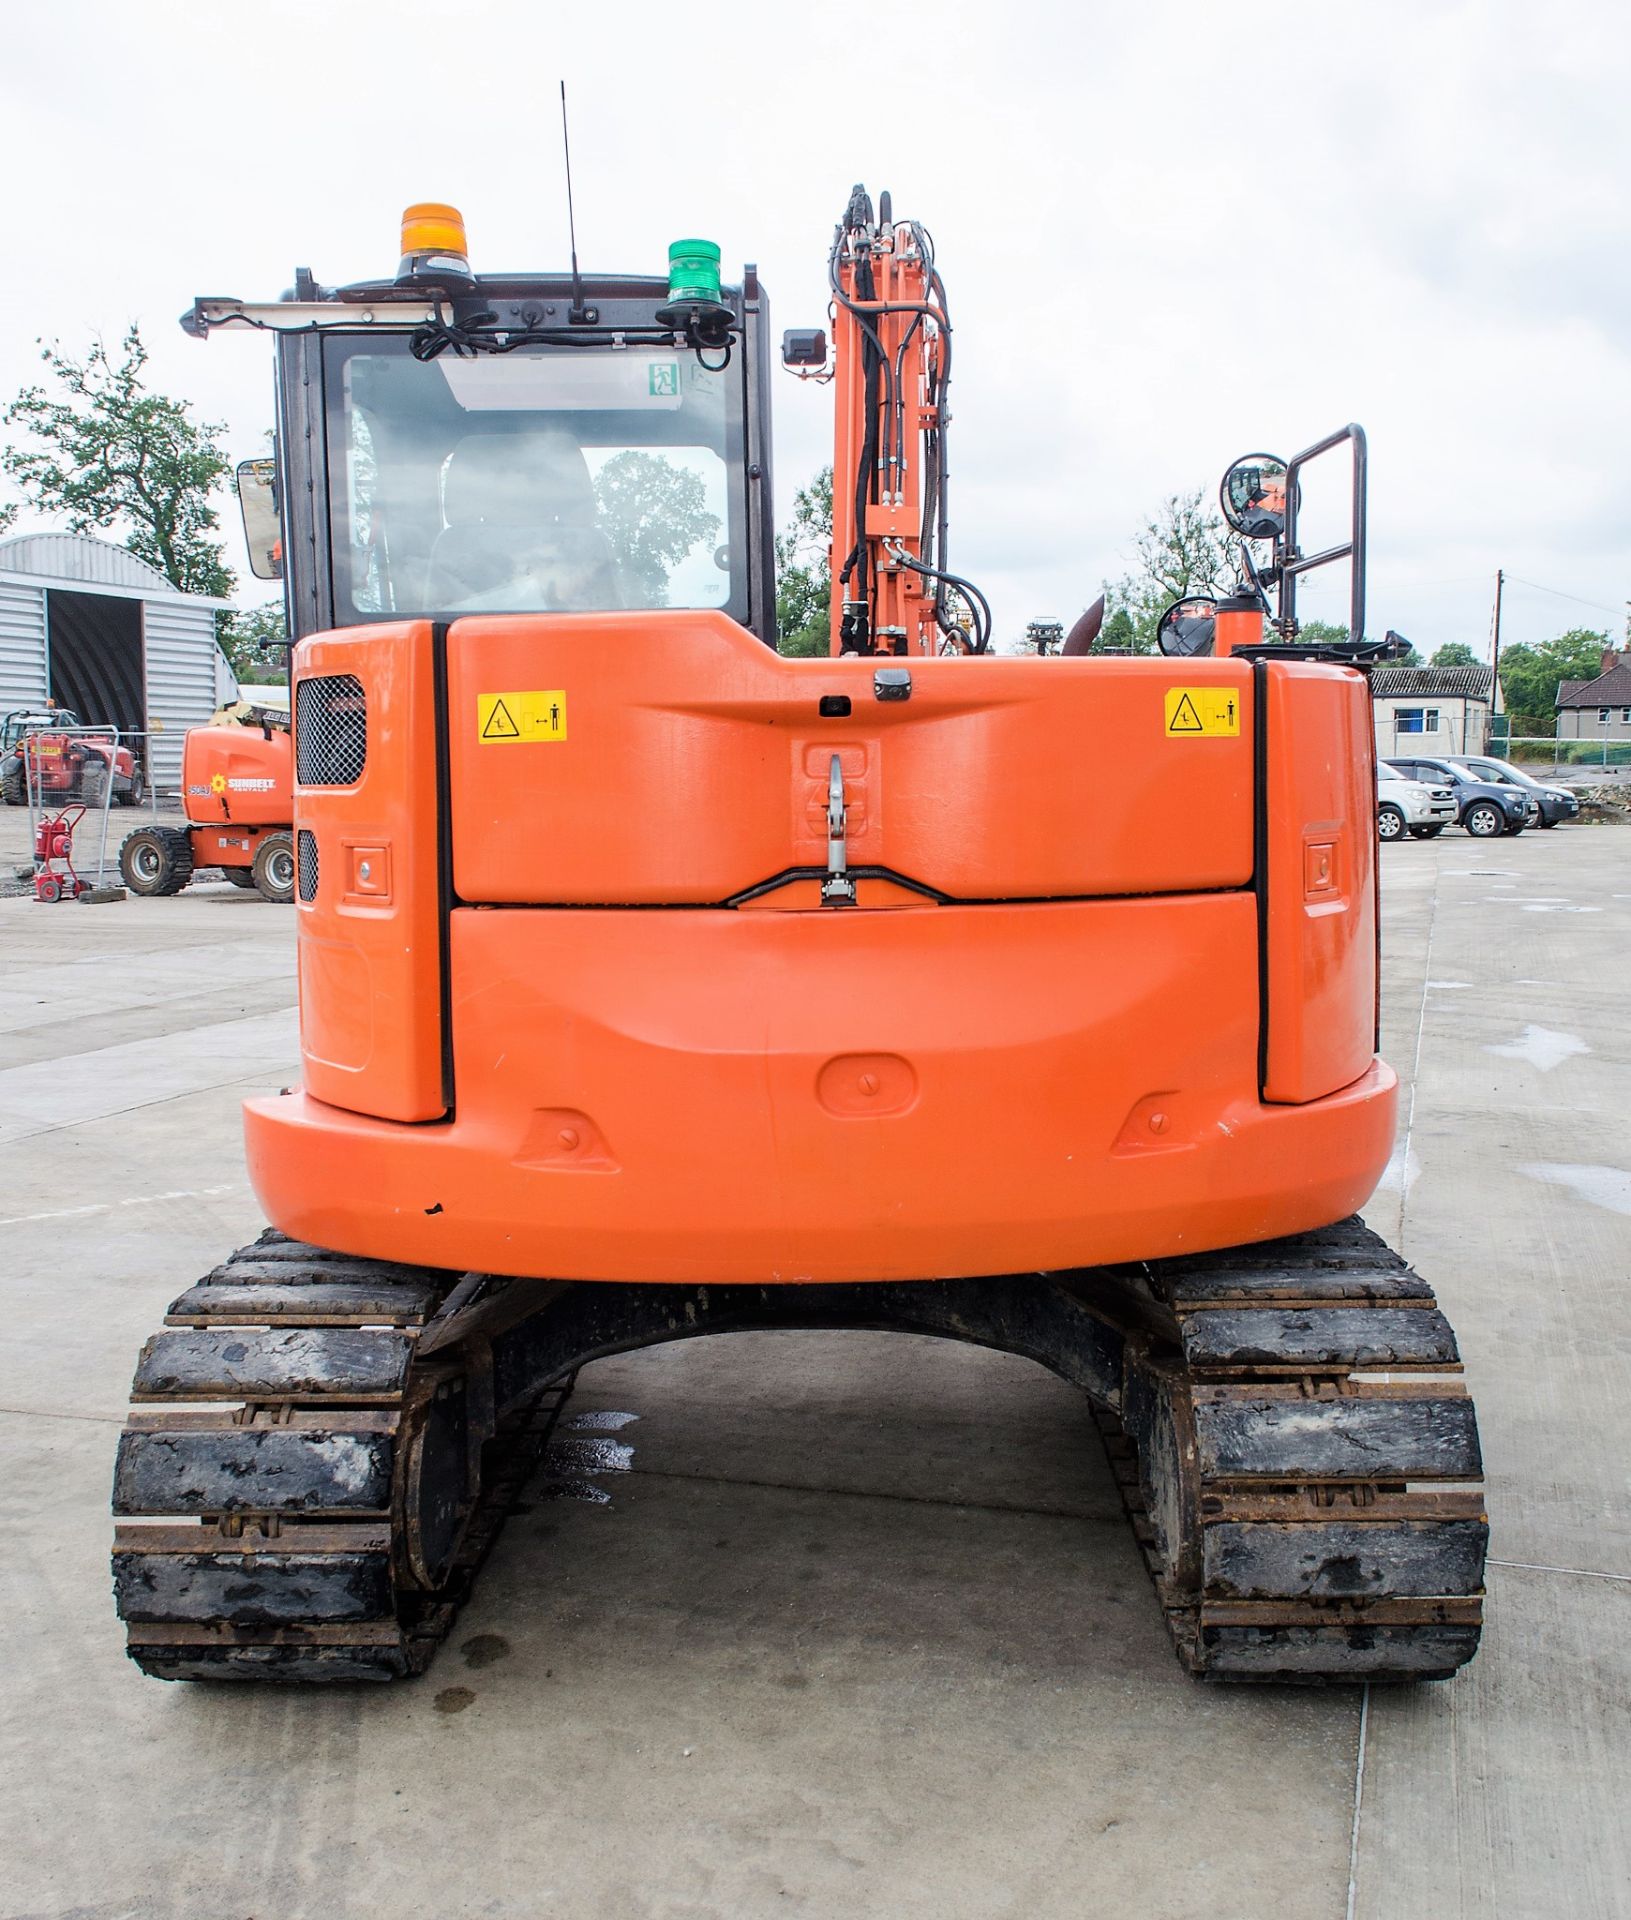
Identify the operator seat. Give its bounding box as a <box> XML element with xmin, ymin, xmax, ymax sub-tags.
<box><xmin>426</xmin><ymin>428</ymin><xmax>622</xmax><ymax>611</ymax></box>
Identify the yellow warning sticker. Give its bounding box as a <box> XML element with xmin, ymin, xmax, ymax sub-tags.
<box><xmin>1164</xmin><ymin>687</ymin><xmax>1240</xmax><ymax>737</ymax></box>
<box><xmin>477</xmin><ymin>690</ymin><xmax>568</xmax><ymax>744</ymax></box>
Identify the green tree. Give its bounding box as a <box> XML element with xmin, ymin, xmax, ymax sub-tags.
<box><xmin>1297</xmin><ymin>620</ymin><xmax>1353</xmax><ymax>648</ymax></box>
<box><xmin>591</xmin><ymin>450</ymin><xmax>720</xmax><ymax>606</ymax></box>
<box><xmin>1</xmin><ymin>325</ymin><xmax>234</xmax><ymax>597</ymax></box>
<box><xmin>1497</xmin><ymin>629</ymin><xmax>1611</xmax><ymax>736</ymax></box>
<box><xmin>1110</xmin><ymin>487</ymin><xmax>1242</xmax><ymax>651</ymax></box>
<box><xmin>777</xmin><ymin>467</ymin><xmax>833</xmax><ymax>656</ymax></box>
<box><xmin>1431</xmin><ymin>641</ymin><xmax>1479</xmax><ymax>668</ymax></box>
<box><xmin>1100</xmin><ymin>606</ymin><xmax>1137</xmax><ymax>652</ymax></box>
<box><xmin>222</xmin><ymin>600</ymin><xmax>289</xmax><ymax>685</ymax></box>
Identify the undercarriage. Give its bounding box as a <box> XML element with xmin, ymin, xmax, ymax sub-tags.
<box><xmin>112</xmin><ymin>1218</ymin><xmax>1484</xmax><ymax>1685</ymax></box>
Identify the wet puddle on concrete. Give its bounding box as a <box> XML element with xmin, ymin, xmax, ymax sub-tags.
<box><xmin>1518</xmin><ymin>1163</ymin><xmax>1631</xmax><ymax>1216</ymax></box>
<box><xmin>540</xmin><ymin>1412</ymin><xmax>640</xmax><ymax>1504</ymax></box>
<box><xmin>1484</xmin><ymin>1024</ymin><xmax>1591</xmax><ymax>1071</ymax></box>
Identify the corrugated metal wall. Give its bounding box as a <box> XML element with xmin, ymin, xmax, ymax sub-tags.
<box><xmin>142</xmin><ymin>600</ymin><xmax>221</xmax><ymax>790</ymax></box>
<box><xmin>0</xmin><ymin>578</ymin><xmax>49</xmax><ymax>711</ymax></box>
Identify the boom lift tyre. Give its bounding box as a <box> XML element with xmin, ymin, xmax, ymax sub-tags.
<box><xmin>251</xmin><ymin>831</ymin><xmax>296</xmax><ymax>903</ymax></box>
<box><xmin>111</xmin><ymin>193</ymin><xmax>1486</xmax><ymax>1689</ymax></box>
<box><xmin>119</xmin><ymin>826</ymin><xmax>195</xmax><ymax>897</ymax></box>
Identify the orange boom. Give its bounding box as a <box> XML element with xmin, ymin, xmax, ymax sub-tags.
<box><xmin>109</xmin><ymin>191</ymin><xmax>1485</xmax><ymax>1689</ymax></box>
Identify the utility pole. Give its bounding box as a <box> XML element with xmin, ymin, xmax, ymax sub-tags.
<box><xmin>1490</xmin><ymin>568</ymin><xmax>1504</xmax><ymax>745</ymax></box>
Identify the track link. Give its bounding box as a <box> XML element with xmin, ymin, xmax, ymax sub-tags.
<box><xmin>1103</xmin><ymin>1217</ymin><xmax>1486</xmax><ymax>1682</ymax></box>
<box><xmin>113</xmin><ymin>1233</ymin><xmax>571</xmax><ymax>1681</ymax></box>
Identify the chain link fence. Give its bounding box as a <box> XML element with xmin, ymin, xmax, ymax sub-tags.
<box><xmin>1504</xmin><ymin>734</ymin><xmax>1631</xmax><ymax>775</ymax></box>
<box><xmin>11</xmin><ymin>721</ymin><xmax>125</xmax><ymax>891</ymax></box>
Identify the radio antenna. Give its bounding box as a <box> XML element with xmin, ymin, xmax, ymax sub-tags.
<box><xmin>559</xmin><ymin>82</ymin><xmax>595</xmax><ymax>323</ymax></box>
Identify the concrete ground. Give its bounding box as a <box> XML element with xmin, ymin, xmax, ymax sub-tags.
<box><xmin>0</xmin><ymin>830</ymin><xmax>1627</xmax><ymax>1920</ymax></box>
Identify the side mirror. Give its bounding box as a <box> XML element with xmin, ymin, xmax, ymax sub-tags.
<box><xmin>237</xmin><ymin>458</ymin><xmax>283</xmax><ymax>581</ymax></box>
<box><xmin>1220</xmin><ymin>452</ymin><xmax>1291</xmax><ymax>543</ymax></box>
<box><xmin>1156</xmin><ymin>595</ymin><xmax>1218</xmax><ymax>657</ymax></box>
<box><xmin>782</xmin><ymin>328</ymin><xmax>828</xmax><ymax>370</ymax></box>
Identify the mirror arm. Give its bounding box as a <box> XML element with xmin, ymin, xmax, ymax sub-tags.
<box><xmin>1282</xmin><ymin>539</ymin><xmax>1355</xmax><ymax>577</ymax></box>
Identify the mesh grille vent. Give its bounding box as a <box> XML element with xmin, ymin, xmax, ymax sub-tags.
<box><xmin>297</xmin><ymin>829</ymin><xmax>319</xmax><ymax>903</ymax></box>
<box><xmin>296</xmin><ymin>674</ymin><xmax>367</xmax><ymax>785</ymax></box>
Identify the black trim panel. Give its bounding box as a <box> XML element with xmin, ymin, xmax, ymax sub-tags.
<box><xmin>724</xmin><ymin>864</ymin><xmax>949</xmax><ymax>908</ymax></box>
<box><xmin>430</xmin><ymin>622</ymin><xmax>456</xmax><ymax>1116</ymax></box>
<box><xmin>1252</xmin><ymin>657</ymin><xmax>1271</xmax><ymax>1097</ymax></box>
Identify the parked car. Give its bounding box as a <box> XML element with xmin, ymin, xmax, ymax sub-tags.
<box><xmin>1377</xmin><ymin>771</ymin><xmax>1457</xmax><ymax>843</ymax></box>
<box><xmin>1447</xmin><ymin>754</ymin><xmax>1580</xmax><ymax>829</ymax></box>
<box><xmin>1383</xmin><ymin>755</ymin><xmax>1534</xmax><ymax>837</ymax></box>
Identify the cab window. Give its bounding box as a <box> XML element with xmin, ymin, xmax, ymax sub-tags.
<box><xmin>323</xmin><ymin>335</ymin><xmax>747</xmax><ymax>625</ymax></box>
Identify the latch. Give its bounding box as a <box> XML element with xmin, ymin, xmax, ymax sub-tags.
<box><xmin>822</xmin><ymin>753</ymin><xmax>856</xmax><ymax>906</ymax></box>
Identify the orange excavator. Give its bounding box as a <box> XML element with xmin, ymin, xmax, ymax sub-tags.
<box><xmin>110</xmin><ymin>193</ymin><xmax>1485</xmax><ymax>1684</ymax></box>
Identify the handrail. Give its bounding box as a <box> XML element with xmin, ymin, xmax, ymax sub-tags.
<box><xmin>1280</xmin><ymin>422</ymin><xmax>1367</xmax><ymax>644</ymax></box>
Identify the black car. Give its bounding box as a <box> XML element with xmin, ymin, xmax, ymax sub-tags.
<box><xmin>1383</xmin><ymin>755</ymin><xmax>1534</xmax><ymax>837</ymax></box>
<box><xmin>1448</xmin><ymin>754</ymin><xmax>1580</xmax><ymax>829</ymax></box>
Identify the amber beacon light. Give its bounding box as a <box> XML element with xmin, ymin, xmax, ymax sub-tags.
<box><xmin>396</xmin><ymin>203</ymin><xmax>472</xmax><ymax>285</ymax></box>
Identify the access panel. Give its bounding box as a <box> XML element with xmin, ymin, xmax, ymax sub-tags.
<box><xmin>1260</xmin><ymin>660</ymin><xmax>1379</xmax><ymax>1104</ymax></box>
<box><xmin>293</xmin><ymin>623</ymin><xmax>445</xmax><ymax>1122</ymax></box>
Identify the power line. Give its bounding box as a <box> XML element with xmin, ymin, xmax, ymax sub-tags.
<box><xmin>1502</xmin><ymin>575</ymin><xmax>1623</xmax><ymax>619</ymax></box>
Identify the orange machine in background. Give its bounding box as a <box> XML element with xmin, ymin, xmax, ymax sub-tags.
<box><xmin>118</xmin><ymin>708</ymin><xmax>295</xmax><ymax>901</ymax></box>
<box><xmin>109</xmin><ymin>191</ymin><xmax>1485</xmax><ymax>1691</ymax></box>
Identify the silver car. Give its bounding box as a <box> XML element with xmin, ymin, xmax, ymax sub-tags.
<box><xmin>1377</xmin><ymin>771</ymin><xmax>1457</xmax><ymax>842</ymax></box>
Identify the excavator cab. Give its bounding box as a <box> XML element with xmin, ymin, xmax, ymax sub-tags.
<box><xmin>111</xmin><ymin>197</ymin><xmax>1485</xmax><ymax>1689</ymax></box>
<box><xmin>208</xmin><ymin>239</ymin><xmax>777</xmax><ymax>646</ymax></box>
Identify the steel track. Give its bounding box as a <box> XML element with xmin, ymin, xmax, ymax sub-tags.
<box><xmin>1101</xmin><ymin>1218</ymin><xmax>1485</xmax><ymax>1681</ymax></box>
<box><xmin>112</xmin><ymin>1221</ymin><xmax>1484</xmax><ymax>1684</ymax></box>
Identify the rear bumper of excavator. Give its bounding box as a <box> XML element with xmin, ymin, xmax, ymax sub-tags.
<box><xmin>245</xmin><ymin>893</ymin><xmax>1397</xmax><ymax>1285</ymax></box>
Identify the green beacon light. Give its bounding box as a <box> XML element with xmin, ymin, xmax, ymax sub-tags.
<box><xmin>667</xmin><ymin>238</ymin><xmax>722</xmax><ymax>305</ymax></box>
<box><xmin>656</xmin><ymin>237</ymin><xmax>733</xmax><ymax>345</ymax></box>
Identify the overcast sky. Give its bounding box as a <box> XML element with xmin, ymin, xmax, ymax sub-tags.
<box><xmin>2</xmin><ymin>0</ymin><xmax>1627</xmax><ymax>655</ymax></box>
